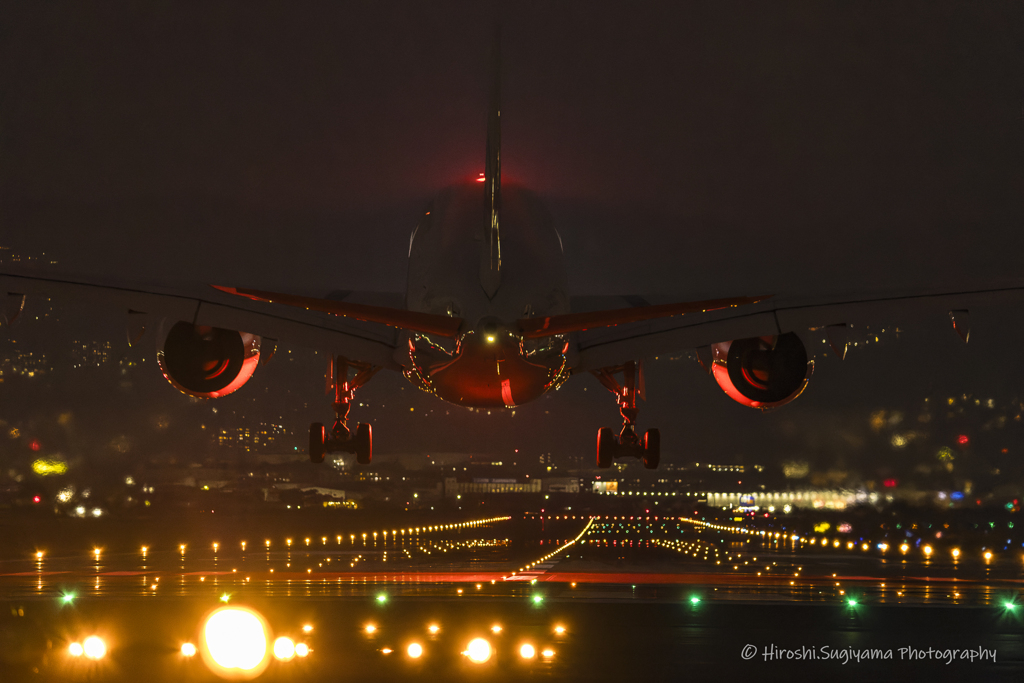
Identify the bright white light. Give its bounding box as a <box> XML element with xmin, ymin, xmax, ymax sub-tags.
<box><xmin>554</xmin><ymin>625</ymin><xmax>566</xmax><ymax>635</ymax></box>
<box><xmin>407</xmin><ymin>642</ymin><xmax>423</xmax><ymax>658</ymax></box>
<box><xmin>427</xmin><ymin>624</ymin><xmax>440</xmax><ymax>634</ymax></box>
<box><xmin>519</xmin><ymin>643</ymin><xmax>536</xmax><ymax>659</ymax></box>
<box><xmin>294</xmin><ymin>643</ymin><xmax>309</xmax><ymax>658</ymax></box>
<box><xmin>365</xmin><ymin>624</ymin><xmax>377</xmax><ymax>634</ymax></box>
<box><xmin>273</xmin><ymin>637</ymin><xmax>295</xmax><ymax>661</ymax></box>
<box><xmin>181</xmin><ymin>643</ymin><xmax>197</xmax><ymax>657</ymax></box>
<box><xmin>202</xmin><ymin>607</ymin><xmax>269</xmax><ymax>676</ymax></box>
<box><xmin>464</xmin><ymin>638</ymin><xmax>492</xmax><ymax>663</ymax></box>
<box><xmin>68</xmin><ymin>642</ymin><xmax>84</xmax><ymax>657</ymax></box>
<box><xmin>83</xmin><ymin>636</ymin><xmax>106</xmax><ymax>660</ymax></box>
<box><xmin>490</xmin><ymin>625</ymin><xmax>502</xmax><ymax>634</ymax></box>
<box><xmin>302</xmin><ymin>624</ymin><xmax>313</xmax><ymax>633</ymax></box>
<box><xmin>542</xmin><ymin>648</ymin><xmax>555</xmax><ymax>658</ymax></box>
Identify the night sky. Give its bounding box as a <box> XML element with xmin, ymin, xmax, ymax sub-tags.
<box><xmin>1</xmin><ymin>2</ymin><xmax>1023</xmax><ymax>481</ymax></box>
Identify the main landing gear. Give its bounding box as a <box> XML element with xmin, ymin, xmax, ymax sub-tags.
<box><xmin>592</xmin><ymin>361</ymin><xmax>660</xmax><ymax>470</ymax></box>
<box><xmin>309</xmin><ymin>356</ymin><xmax>380</xmax><ymax>465</ymax></box>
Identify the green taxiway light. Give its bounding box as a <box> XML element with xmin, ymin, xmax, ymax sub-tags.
<box><xmin>376</xmin><ymin>594</ymin><xmax>388</xmax><ymax>604</ymax></box>
<box><xmin>219</xmin><ymin>594</ymin><xmax>231</xmax><ymax>603</ymax></box>
<box><xmin>61</xmin><ymin>593</ymin><xmax>75</xmax><ymax>604</ymax></box>
<box><xmin>847</xmin><ymin>599</ymin><xmax>858</xmax><ymax>607</ymax></box>
<box><xmin>532</xmin><ymin>595</ymin><xmax>544</xmax><ymax>604</ymax></box>
<box><xmin>1005</xmin><ymin>602</ymin><xmax>1017</xmax><ymax>610</ymax></box>
<box><xmin>690</xmin><ymin>597</ymin><xmax>700</xmax><ymax>605</ymax></box>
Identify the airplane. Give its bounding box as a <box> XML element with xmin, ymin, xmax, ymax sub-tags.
<box><xmin>3</xmin><ymin>35</ymin><xmax>1023</xmax><ymax>471</ymax></box>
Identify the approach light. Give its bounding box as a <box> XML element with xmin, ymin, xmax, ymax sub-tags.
<box><xmin>201</xmin><ymin>606</ymin><xmax>270</xmax><ymax>678</ymax></box>
<box><xmin>464</xmin><ymin>638</ymin><xmax>492</xmax><ymax>663</ymax></box>
<box><xmin>952</xmin><ymin>548</ymin><xmax>961</xmax><ymax>559</ymax></box>
<box><xmin>407</xmin><ymin>642</ymin><xmax>423</xmax><ymax>658</ymax></box>
<box><xmin>181</xmin><ymin>643</ymin><xmax>197</xmax><ymax>658</ymax></box>
<box><xmin>83</xmin><ymin>636</ymin><xmax>106</xmax><ymax>660</ymax></box>
<box><xmin>519</xmin><ymin>643</ymin><xmax>536</xmax><ymax>659</ymax></box>
<box><xmin>273</xmin><ymin>637</ymin><xmax>295</xmax><ymax>661</ymax></box>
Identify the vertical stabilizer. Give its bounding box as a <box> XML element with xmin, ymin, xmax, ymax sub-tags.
<box><xmin>479</xmin><ymin>25</ymin><xmax>502</xmax><ymax>299</ymax></box>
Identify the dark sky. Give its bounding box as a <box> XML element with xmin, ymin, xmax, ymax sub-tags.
<box><xmin>1</xmin><ymin>2</ymin><xmax>1023</xmax><ymax>476</ymax></box>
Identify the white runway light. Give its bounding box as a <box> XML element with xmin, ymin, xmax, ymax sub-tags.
<box><xmin>273</xmin><ymin>637</ymin><xmax>296</xmax><ymax>662</ymax></box>
<box><xmin>83</xmin><ymin>636</ymin><xmax>106</xmax><ymax>660</ymax></box>
<box><xmin>464</xmin><ymin>638</ymin><xmax>492</xmax><ymax>663</ymax></box>
<box><xmin>200</xmin><ymin>606</ymin><xmax>271</xmax><ymax>679</ymax></box>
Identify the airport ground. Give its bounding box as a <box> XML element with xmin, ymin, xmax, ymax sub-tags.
<box><xmin>2</xmin><ymin>505</ymin><xmax>1024</xmax><ymax>682</ymax></box>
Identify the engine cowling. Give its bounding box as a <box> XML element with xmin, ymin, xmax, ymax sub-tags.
<box><xmin>156</xmin><ymin>321</ymin><xmax>261</xmax><ymax>398</ymax></box>
<box><xmin>710</xmin><ymin>332</ymin><xmax>812</xmax><ymax>409</ymax></box>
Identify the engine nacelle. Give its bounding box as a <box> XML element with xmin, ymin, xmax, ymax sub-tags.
<box><xmin>710</xmin><ymin>332</ymin><xmax>812</xmax><ymax>409</ymax></box>
<box><xmin>156</xmin><ymin>320</ymin><xmax>261</xmax><ymax>398</ymax></box>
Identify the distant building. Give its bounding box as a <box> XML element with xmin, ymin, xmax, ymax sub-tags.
<box><xmin>443</xmin><ymin>477</ymin><xmax>541</xmax><ymax>497</ymax></box>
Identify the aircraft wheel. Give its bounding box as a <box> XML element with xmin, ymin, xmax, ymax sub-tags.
<box><xmin>309</xmin><ymin>422</ymin><xmax>327</xmax><ymax>463</ymax></box>
<box><xmin>597</xmin><ymin>427</ymin><xmax>616</xmax><ymax>468</ymax></box>
<box><xmin>354</xmin><ymin>422</ymin><xmax>372</xmax><ymax>465</ymax></box>
<box><xmin>642</xmin><ymin>428</ymin><xmax>661</xmax><ymax>469</ymax></box>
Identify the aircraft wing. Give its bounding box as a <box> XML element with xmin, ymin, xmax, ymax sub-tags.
<box><xmin>571</xmin><ymin>283</ymin><xmax>1024</xmax><ymax>371</ymax></box>
<box><xmin>0</xmin><ymin>270</ymin><xmax>404</xmax><ymax>369</ymax></box>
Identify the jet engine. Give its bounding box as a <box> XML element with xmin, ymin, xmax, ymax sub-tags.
<box><xmin>156</xmin><ymin>321</ymin><xmax>261</xmax><ymax>398</ymax></box>
<box><xmin>710</xmin><ymin>332</ymin><xmax>812</xmax><ymax>409</ymax></box>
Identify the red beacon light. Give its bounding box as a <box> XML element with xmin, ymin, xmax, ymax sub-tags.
<box><xmin>957</xmin><ymin>434</ymin><xmax>969</xmax><ymax>445</ymax></box>
<box><xmin>32</xmin><ymin>495</ymin><xmax>41</xmax><ymax>503</ymax></box>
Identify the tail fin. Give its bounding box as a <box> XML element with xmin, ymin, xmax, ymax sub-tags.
<box><xmin>479</xmin><ymin>24</ymin><xmax>502</xmax><ymax>299</ymax></box>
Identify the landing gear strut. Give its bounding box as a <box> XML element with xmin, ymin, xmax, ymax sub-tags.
<box><xmin>592</xmin><ymin>361</ymin><xmax>660</xmax><ymax>469</ymax></box>
<box><xmin>309</xmin><ymin>356</ymin><xmax>380</xmax><ymax>465</ymax></box>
